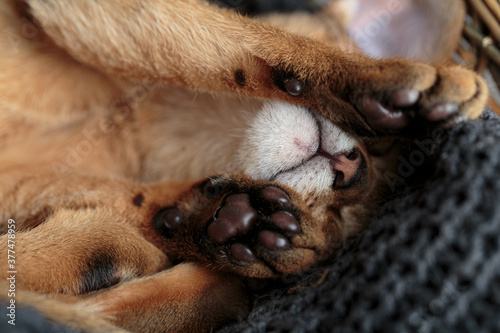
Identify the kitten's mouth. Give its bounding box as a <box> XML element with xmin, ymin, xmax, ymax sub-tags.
<box><xmin>269</xmin><ymin>109</ymin><xmax>365</xmax><ymax>189</ymax></box>
<box><xmin>271</xmin><ymin>147</ymin><xmax>364</xmax><ymax>189</ymax></box>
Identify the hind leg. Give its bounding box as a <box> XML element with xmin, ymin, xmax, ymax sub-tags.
<box><xmin>1</xmin><ymin>262</ymin><xmax>246</xmax><ymax>333</ymax></box>
<box><xmin>83</xmin><ymin>263</ymin><xmax>247</xmax><ymax>333</ymax></box>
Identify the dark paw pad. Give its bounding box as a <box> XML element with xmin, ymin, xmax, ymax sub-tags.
<box><xmin>153</xmin><ymin>207</ymin><xmax>185</xmax><ymax>233</ymax></box>
<box><xmin>357</xmin><ymin>96</ymin><xmax>410</xmax><ymax>131</ymax></box>
<box><xmin>257</xmin><ymin>230</ymin><xmax>290</xmax><ymax>251</ymax></box>
<box><xmin>259</xmin><ymin>186</ymin><xmax>291</xmax><ymax>205</ymax></box>
<box><xmin>207</xmin><ymin>193</ymin><xmax>258</xmax><ymax>243</ymax></box>
<box><xmin>390</xmin><ymin>88</ymin><xmax>420</xmax><ymax>107</ymax></box>
<box><xmin>230</xmin><ymin>243</ymin><xmax>256</xmax><ymax>263</ymax></box>
<box><xmin>357</xmin><ymin>87</ymin><xmax>463</xmax><ymax>132</ymax></box>
<box><xmin>207</xmin><ymin>186</ymin><xmax>301</xmax><ymax>265</ymax></box>
<box><xmin>421</xmin><ymin>103</ymin><xmax>459</xmax><ymax>122</ymax></box>
<box><xmin>269</xmin><ymin>212</ymin><xmax>301</xmax><ymax>234</ymax></box>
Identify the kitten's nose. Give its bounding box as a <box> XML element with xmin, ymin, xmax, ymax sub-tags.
<box><xmin>319</xmin><ymin>149</ymin><xmax>365</xmax><ymax>188</ymax></box>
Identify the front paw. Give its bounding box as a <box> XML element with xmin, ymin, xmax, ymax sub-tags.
<box><xmin>206</xmin><ymin>185</ymin><xmax>301</xmax><ymax>264</ymax></box>
<box><xmin>153</xmin><ymin>176</ymin><xmax>317</xmax><ymax>278</ymax></box>
<box><xmin>354</xmin><ymin>62</ymin><xmax>488</xmax><ymax>133</ymax></box>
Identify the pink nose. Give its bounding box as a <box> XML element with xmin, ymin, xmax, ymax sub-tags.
<box><xmin>319</xmin><ymin>149</ymin><xmax>364</xmax><ymax>188</ymax></box>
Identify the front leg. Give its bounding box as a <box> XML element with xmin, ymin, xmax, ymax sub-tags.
<box><xmin>260</xmin><ymin>47</ymin><xmax>489</xmax><ymax>135</ymax></box>
<box><xmin>24</xmin><ymin>0</ymin><xmax>305</xmax><ymax>100</ymax></box>
<box><xmin>26</xmin><ymin>0</ymin><xmax>488</xmax><ymax>133</ymax></box>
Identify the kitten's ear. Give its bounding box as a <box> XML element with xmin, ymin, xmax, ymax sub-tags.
<box><xmin>331</xmin><ymin>0</ymin><xmax>465</xmax><ymax>63</ymax></box>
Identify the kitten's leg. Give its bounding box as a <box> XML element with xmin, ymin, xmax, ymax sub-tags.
<box><xmin>24</xmin><ymin>0</ymin><xmax>487</xmax><ymax>135</ymax></box>
<box><xmin>1</xmin><ymin>262</ymin><xmax>246</xmax><ymax>332</ymax></box>
<box><xmin>83</xmin><ymin>263</ymin><xmax>247</xmax><ymax>333</ymax></box>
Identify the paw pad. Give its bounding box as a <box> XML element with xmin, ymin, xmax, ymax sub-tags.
<box><xmin>356</xmin><ymin>82</ymin><xmax>471</xmax><ymax>132</ymax></box>
<box><xmin>283</xmin><ymin>78</ymin><xmax>303</xmax><ymax>96</ymax></box>
<box><xmin>390</xmin><ymin>88</ymin><xmax>420</xmax><ymax>107</ymax></box>
<box><xmin>207</xmin><ymin>193</ymin><xmax>258</xmax><ymax>243</ymax></box>
<box><xmin>230</xmin><ymin>243</ymin><xmax>256</xmax><ymax>263</ymax></box>
<box><xmin>153</xmin><ymin>207</ymin><xmax>184</xmax><ymax>232</ymax></box>
<box><xmin>422</xmin><ymin>103</ymin><xmax>459</xmax><ymax>122</ymax></box>
<box><xmin>257</xmin><ymin>230</ymin><xmax>290</xmax><ymax>251</ymax></box>
<box><xmin>259</xmin><ymin>186</ymin><xmax>291</xmax><ymax>205</ymax></box>
<box><xmin>357</xmin><ymin>96</ymin><xmax>409</xmax><ymax>131</ymax></box>
<box><xmin>269</xmin><ymin>212</ymin><xmax>301</xmax><ymax>234</ymax></box>
<box><xmin>207</xmin><ymin>186</ymin><xmax>301</xmax><ymax>265</ymax></box>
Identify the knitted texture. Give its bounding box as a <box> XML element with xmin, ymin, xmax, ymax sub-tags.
<box><xmin>219</xmin><ymin>110</ymin><xmax>500</xmax><ymax>333</ymax></box>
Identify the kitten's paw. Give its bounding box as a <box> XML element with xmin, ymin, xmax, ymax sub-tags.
<box><xmin>206</xmin><ymin>186</ymin><xmax>301</xmax><ymax>264</ymax></box>
<box><xmin>354</xmin><ymin>63</ymin><xmax>488</xmax><ymax>133</ymax></box>
<box><xmin>153</xmin><ymin>176</ymin><xmax>317</xmax><ymax>278</ymax></box>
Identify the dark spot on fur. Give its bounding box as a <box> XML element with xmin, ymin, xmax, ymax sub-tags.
<box><xmin>234</xmin><ymin>69</ymin><xmax>246</xmax><ymax>86</ymax></box>
<box><xmin>114</xmin><ymin>99</ymin><xmax>131</xmax><ymax>112</ymax></box>
<box><xmin>133</xmin><ymin>193</ymin><xmax>144</xmax><ymax>207</ymax></box>
<box><xmin>79</xmin><ymin>250</ymin><xmax>120</xmax><ymax>294</ymax></box>
<box><xmin>12</xmin><ymin>1</ymin><xmax>36</xmax><ymax>28</ymax></box>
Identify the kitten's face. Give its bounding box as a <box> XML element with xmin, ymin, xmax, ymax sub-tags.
<box><xmin>238</xmin><ymin>101</ymin><xmax>377</xmax><ymax>245</ymax></box>
<box><xmin>239</xmin><ymin>102</ymin><xmax>364</xmax><ymax>193</ymax></box>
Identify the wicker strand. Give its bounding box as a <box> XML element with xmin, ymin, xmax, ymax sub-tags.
<box><xmin>463</xmin><ymin>23</ymin><xmax>500</xmax><ymax>67</ymax></box>
<box><xmin>463</xmin><ymin>0</ymin><xmax>500</xmax><ymax>113</ymax></box>
<box><xmin>468</xmin><ymin>0</ymin><xmax>500</xmax><ymax>40</ymax></box>
<box><xmin>484</xmin><ymin>0</ymin><xmax>500</xmax><ymax>23</ymax></box>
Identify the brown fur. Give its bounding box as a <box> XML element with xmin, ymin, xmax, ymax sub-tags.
<box><xmin>0</xmin><ymin>0</ymin><xmax>488</xmax><ymax>332</ymax></box>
